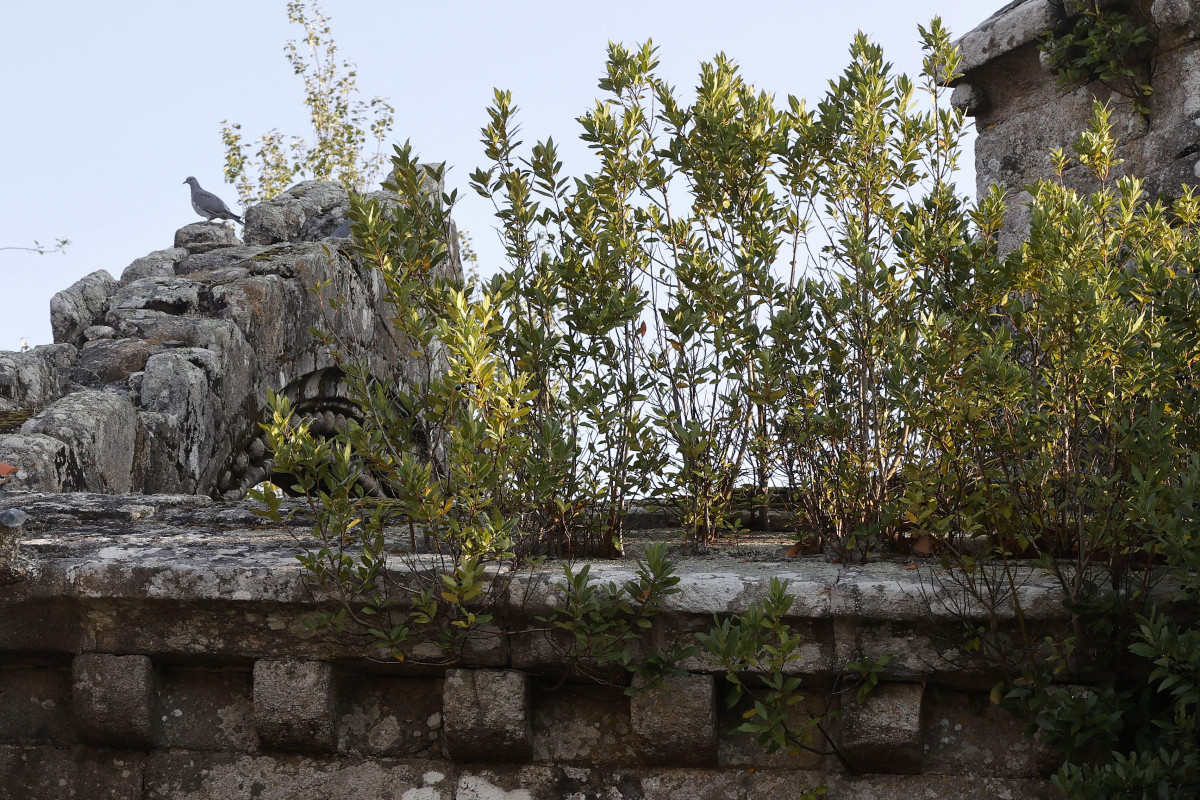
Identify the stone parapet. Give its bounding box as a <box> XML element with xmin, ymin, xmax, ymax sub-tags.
<box><xmin>0</xmin><ymin>493</ymin><xmax>1065</xmax><ymax>797</ymax></box>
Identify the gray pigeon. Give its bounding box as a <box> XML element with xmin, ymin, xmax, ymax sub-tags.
<box><xmin>183</xmin><ymin>177</ymin><xmax>242</xmax><ymax>223</ymax></box>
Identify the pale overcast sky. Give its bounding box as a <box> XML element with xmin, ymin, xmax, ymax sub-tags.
<box><xmin>1</xmin><ymin>1</ymin><xmax>1001</xmax><ymax>349</ymax></box>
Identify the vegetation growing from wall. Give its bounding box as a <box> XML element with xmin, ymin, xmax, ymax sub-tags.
<box><xmin>1040</xmin><ymin>0</ymin><xmax>1157</xmax><ymax>117</ymax></box>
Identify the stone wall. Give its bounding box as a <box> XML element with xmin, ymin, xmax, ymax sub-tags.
<box><xmin>0</xmin><ymin>493</ymin><xmax>1062</xmax><ymax>799</ymax></box>
<box><xmin>952</xmin><ymin>0</ymin><xmax>1200</xmax><ymax>251</ymax></box>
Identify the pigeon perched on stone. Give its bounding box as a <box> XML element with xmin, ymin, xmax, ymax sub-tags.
<box><xmin>183</xmin><ymin>177</ymin><xmax>242</xmax><ymax>224</ymax></box>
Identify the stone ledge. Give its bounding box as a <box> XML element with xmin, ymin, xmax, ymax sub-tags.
<box><xmin>955</xmin><ymin>0</ymin><xmax>1057</xmax><ymax>75</ymax></box>
<box><xmin>443</xmin><ymin>669</ymin><xmax>532</xmax><ymax>763</ymax></box>
<box><xmin>0</xmin><ymin>494</ymin><xmax>1085</xmax><ymax>683</ymax></box>
<box><xmin>954</xmin><ymin>0</ymin><xmax>1126</xmax><ymax>76</ymax></box>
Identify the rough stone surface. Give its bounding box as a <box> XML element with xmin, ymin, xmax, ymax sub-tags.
<box><xmin>143</xmin><ymin>752</ymin><xmax>452</xmax><ymax>800</ymax></box>
<box><xmin>0</xmin><ymin>494</ymin><xmax>1082</xmax><ymax>796</ymax></box>
<box><xmin>0</xmin><ymin>177</ymin><xmax>460</xmax><ymax>500</ymax></box>
<box><xmin>336</xmin><ymin>674</ymin><xmax>444</xmax><ymax>758</ymax></box>
<box><xmin>72</xmin><ymin>653</ymin><xmax>157</xmax><ymax>749</ymax></box>
<box><xmin>173</xmin><ymin>222</ymin><xmax>241</xmax><ymax>254</ymax></box>
<box><xmin>78</xmin><ymin>338</ymin><xmax>151</xmax><ymax>384</ymax></box>
<box><xmin>0</xmin><ymin>344</ymin><xmax>76</xmax><ymax>414</ymax></box>
<box><xmin>84</xmin><ymin>325</ymin><xmax>118</xmax><ymax>341</ymax></box>
<box><xmin>242</xmin><ymin>181</ymin><xmax>350</xmax><ymax>246</ymax></box>
<box><xmin>119</xmin><ymin>247</ymin><xmax>187</xmax><ymax>285</ymax></box>
<box><xmin>531</xmin><ymin>684</ymin><xmax>636</xmax><ymax>765</ymax></box>
<box><xmin>1152</xmin><ymin>0</ymin><xmax>1195</xmax><ymax>28</ymax></box>
<box><xmin>21</xmin><ymin>390</ymin><xmax>137</xmax><ymax>493</ymax></box>
<box><xmin>840</xmin><ymin>681</ymin><xmax>925</xmax><ymax>774</ymax></box>
<box><xmin>253</xmin><ymin>659</ymin><xmax>338</xmax><ymax>752</ymax></box>
<box><xmin>109</xmin><ymin>276</ymin><xmax>202</xmax><ymax>316</ymax></box>
<box><xmin>138</xmin><ymin>349</ymin><xmax>223</xmax><ymax>494</ymax></box>
<box><xmin>443</xmin><ymin>669</ymin><xmax>533</xmax><ymax>763</ymax></box>
<box><xmin>0</xmin><ymin>666</ymin><xmax>74</xmax><ymax>746</ymax></box>
<box><xmin>0</xmin><ymin>519</ymin><xmax>27</xmax><ymax>584</ymax></box>
<box><xmin>923</xmin><ymin>689</ymin><xmax>1056</xmax><ymax>779</ymax></box>
<box><xmin>956</xmin><ymin>0</ymin><xmax>1058</xmax><ymax>74</ymax></box>
<box><xmin>157</xmin><ymin>666</ymin><xmax>258</xmax><ymax>753</ymax></box>
<box><xmin>51</xmin><ymin>269</ymin><xmax>118</xmax><ymax>348</ymax></box>
<box><xmin>630</xmin><ymin>672</ymin><xmax>717</xmax><ymax>767</ymax></box>
<box><xmin>822</xmin><ymin>774</ymin><xmax>1059</xmax><ymax>799</ymax></box>
<box><xmin>0</xmin><ymin>432</ymin><xmax>81</xmax><ymax>492</ymax></box>
<box><xmin>950</xmin><ymin>82</ymin><xmax>989</xmax><ymax>116</ymax></box>
<box><xmin>0</xmin><ymin>745</ymin><xmax>144</xmax><ymax>800</ymax></box>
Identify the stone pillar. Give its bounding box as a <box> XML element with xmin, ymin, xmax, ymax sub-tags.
<box><xmin>839</xmin><ymin>681</ymin><xmax>925</xmax><ymax>774</ymax></box>
<box><xmin>630</xmin><ymin>673</ymin><xmax>718</xmax><ymax>766</ymax></box>
<box><xmin>72</xmin><ymin>653</ymin><xmax>157</xmax><ymax>749</ymax></box>
<box><xmin>443</xmin><ymin>669</ymin><xmax>533</xmax><ymax>762</ymax></box>
<box><xmin>252</xmin><ymin>659</ymin><xmax>337</xmax><ymax>752</ymax></box>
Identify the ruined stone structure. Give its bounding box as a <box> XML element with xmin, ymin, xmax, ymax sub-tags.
<box><xmin>0</xmin><ymin>180</ymin><xmax>453</xmax><ymax>501</ymax></box>
<box><xmin>3</xmin><ymin>2</ymin><xmax>1197</xmax><ymax>797</ymax></box>
<box><xmin>952</xmin><ymin>0</ymin><xmax>1200</xmax><ymax>251</ymax></box>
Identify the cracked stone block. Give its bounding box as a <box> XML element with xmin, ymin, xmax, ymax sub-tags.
<box><xmin>443</xmin><ymin>669</ymin><xmax>532</xmax><ymax>762</ymax></box>
<box><xmin>630</xmin><ymin>673</ymin><xmax>717</xmax><ymax>767</ymax></box>
<box><xmin>72</xmin><ymin>653</ymin><xmax>157</xmax><ymax>749</ymax></box>
<box><xmin>174</xmin><ymin>223</ymin><xmax>242</xmax><ymax>254</ymax></box>
<box><xmin>840</xmin><ymin>681</ymin><xmax>925</xmax><ymax>774</ymax></box>
<box><xmin>253</xmin><ymin>660</ymin><xmax>337</xmax><ymax>752</ymax></box>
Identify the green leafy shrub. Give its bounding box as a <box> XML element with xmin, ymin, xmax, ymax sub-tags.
<box><xmin>247</xmin><ymin>13</ymin><xmax>1200</xmax><ymax>791</ymax></box>
<box><xmin>251</xmin><ymin>147</ymin><xmax>534</xmax><ymax>661</ymax></box>
<box><xmin>540</xmin><ymin>542</ymin><xmax>697</xmax><ymax>687</ymax></box>
<box><xmin>905</xmin><ymin>103</ymin><xmax>1200</xmax><ymax>797</ymax></box>
<box><xmin>774</xmin><ymin>21</ymin><xmax>970</xmax><ymax>560</ymax></box>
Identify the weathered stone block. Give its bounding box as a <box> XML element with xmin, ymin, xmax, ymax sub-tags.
<box><xmin>109</xmin><ymin>276</ymin><xmax>202</xmax><ymax>316</ymax></box>
<box><xmin>336</xmin><ymin>674</ymin><xmax>443</xmax><ymax>758</ymax></box>
<box><xmin>839</xmin><ymin>681</ymin><xmax>924</xmax><ymax>774</ymax></box>
<box><xmin>823</xmin><ymin>774</ymin><xmax>1058</xmax><ymax>799</ymax></box>
<box><xmin>243</xmin><ymin>181</ymin><xmax>349</xmax><ymax>246</ymax></box>
<box><xmin>531</xmin><ymin>683</ymin><xmax>635</xmax><ymax>765</ymax></box>
<box><xmin>0</xmin><ymin>666</ymin><xmax>74</xmax><ymax>746</ymax></box>
<box><xmin>253</xmin><ymin>659</ymin><xmax>337</xmax><ymax>752</ymax></box>
<box><xmin>174</xmin><ymin>222</ymin><xmax>242</xmax><ymax>254</ymax></box>
<box><xmin>21</xmin><ymin>391</ymin><xmax>136</xmax><ymax>493</ymax></box>
<box><xmin>629</xmin><ymin>672</ymin><xmax>717</xmax><ymax>767</ymax></box>
<box><xmin>132</xmin><ymin>410</ymin><xmax>182</xmax><ymax>494</ymax></box>
<box><xmin>0</xmin><ymin>345</ymin><xmax>76</xmax><ymax>414</ymax></box>
<box><xmin>0</xmin><ymin>514</ymin><xmax>28</xmax><ymax>584</ymax></box>
<box><xmin>1152</xmin><ymin>0</ymin><xmax>1194</xmax><ymax>28</ymax></box>
<box><xmin>72</xmin><ymin>653</ymin><xmax>157</xmax><ymax>749</ymax></box>
<box><xmin>51</xmin><ymin>269</ymin><xmax>118</xmax><ymax>348</ymax></box>
<box><xmin>143</xmin><ymin>751</ymin><xmax>451</xmax><ymax>800</ymax></box>
<box><xmin>78</xmin><ymin>338</ymin><xmax>150</xmax><ymax>385</ymax></box>
<box><xmin>443</xmin><ymin>669</ymin><xmax>532</xmax><ymax>763</ymax></box>
<box><xmin>951</xmin><ymin>83</ymin><xmax>989</xmax><ymax>116</ymax></box>
<box><xmin>119</xmin><ymin>247</ymin><xmax>187</xmax><ymax>286</ymax></box>
<box><xmin>923</xmin><ymin>689</ymin><xmax>1057</xmax><ymax>779</ymax></box>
